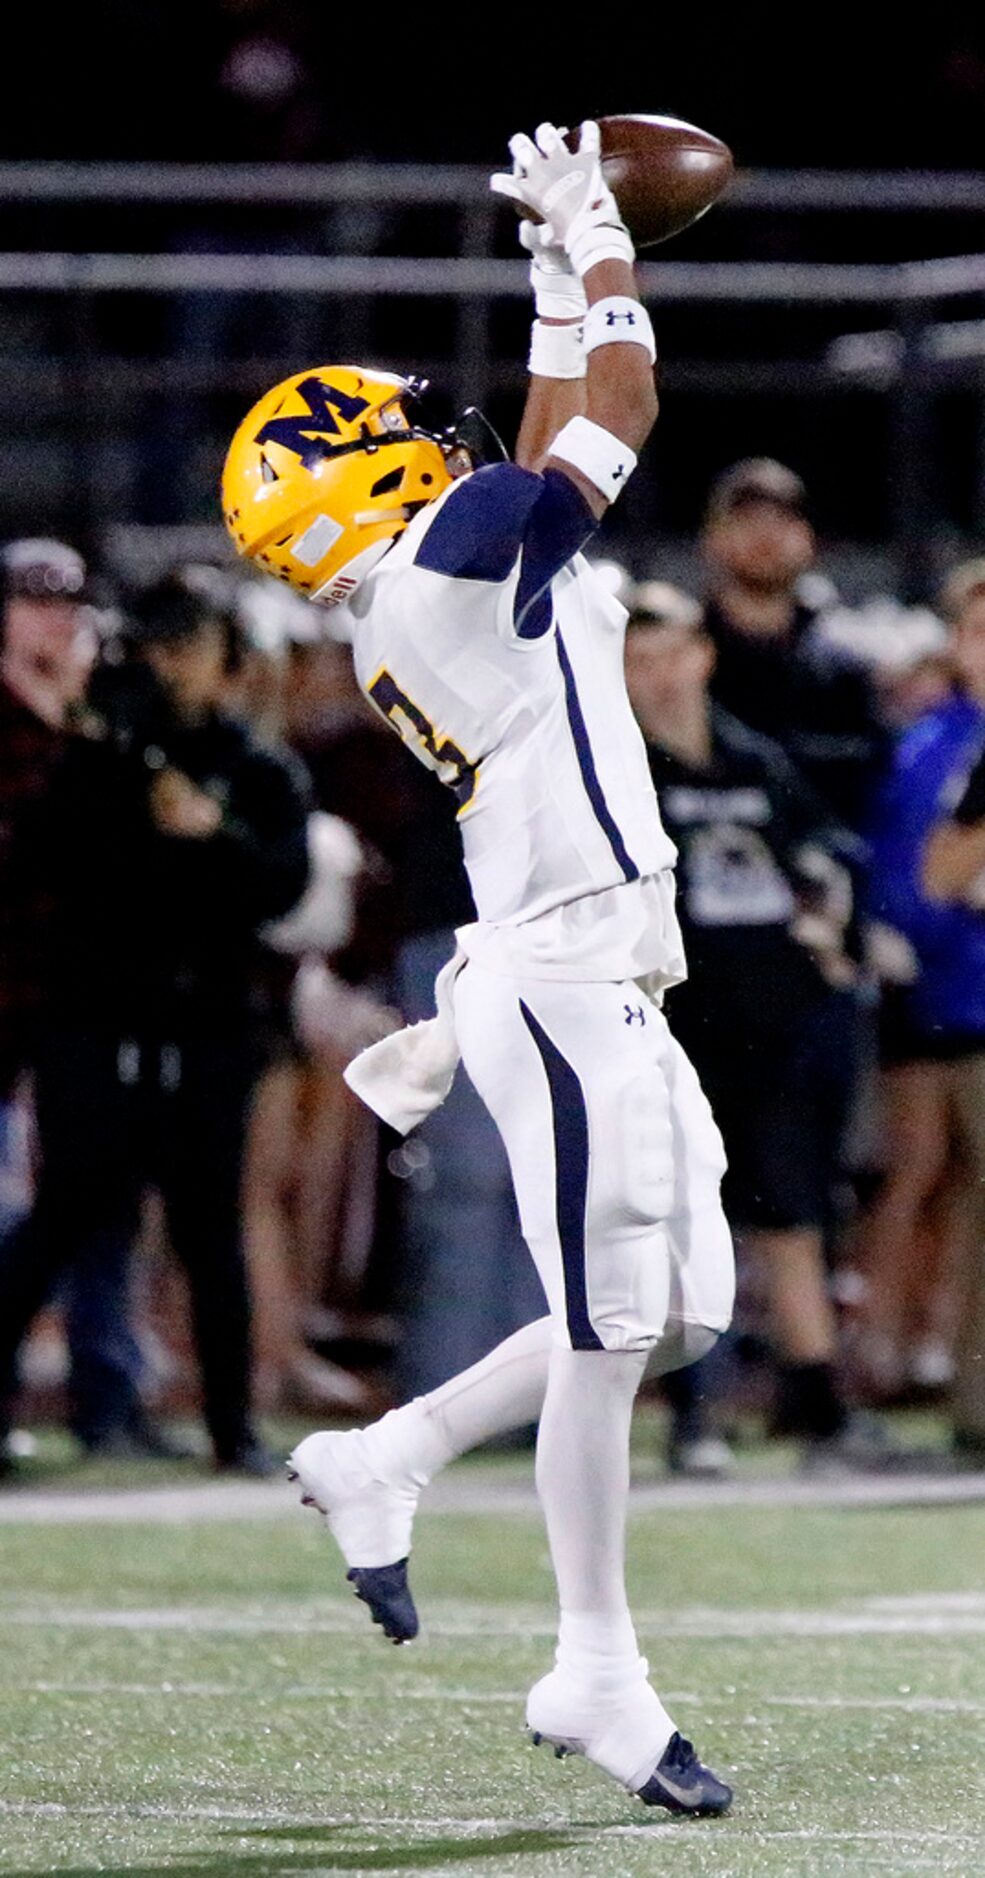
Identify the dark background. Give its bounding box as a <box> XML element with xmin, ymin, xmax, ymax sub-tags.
<box><xmin>6</xmin><ymin>5</ymin><xmax>985</xmax><ymax>585</ymax></box>
<box><xmin>20</xmin><ymin>7</ymin><xmax>985</xmax><ymax>173</ymax></box>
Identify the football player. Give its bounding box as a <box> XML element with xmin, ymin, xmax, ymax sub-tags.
<box><xmin>223</xmin><ymin>122</ymin><xmax>735</xmax><ymax>1818</ymax></box>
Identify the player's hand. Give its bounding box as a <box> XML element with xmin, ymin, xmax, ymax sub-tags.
<box><xmin>491</xmin><ymin>120</ymin><xmax>633</xmax><ymax>276</ymax></box>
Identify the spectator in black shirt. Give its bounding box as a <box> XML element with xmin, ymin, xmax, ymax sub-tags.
<box><xmin>0</xmin><ymin>570</ymin><xmax>310</xmax><ymax>1476</ymax></box>
<box><xmin>0</xmin><ymin>538</ymin><xmax>165</xmax><ymax>1462</ymax></box>
<box><xmin>625</xmin><ymin>586</ymin><xmax>887</xmax><ymax>1473</ymax></box>
<box><xmin>700</xmin><ymin>459</ymin><xmax>886</xmax><ymax>831</ymax></box>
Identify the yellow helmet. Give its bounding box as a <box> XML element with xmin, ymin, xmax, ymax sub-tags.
<box><xmin>221</xmin><ymin>366</ymin><xmax>456</xmax><ymax>607</ymax></box>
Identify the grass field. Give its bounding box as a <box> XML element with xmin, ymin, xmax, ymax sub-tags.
<box><xmin>2</xmin><ymin>1431</ymin><xmax>985</xmax><ymax>1876</ymax></box>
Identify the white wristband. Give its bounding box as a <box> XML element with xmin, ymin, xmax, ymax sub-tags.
<box><xmin>583</xmin><ymin>296</ymin><xmax>656</xmax><ymax>364</ymax></box>
<box><xmin>530</xmin><ymin>262</ymin><xmax>587</xmax><ymax>323</ymax></box>
<box><xmin>548</xmin><ymin>415</ymin><xmax>637</xmax><ymax>503</ymax></box>
<box><xmin>528</xmin><ymin>318</ymin><xmax>586</xmax><ymax>380</ymax></box>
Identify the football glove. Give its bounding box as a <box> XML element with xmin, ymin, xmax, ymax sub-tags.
<box><xmin>491</xmin><ymin>120</ymin><xmax>634</xmax><ymax>277</ymax></box>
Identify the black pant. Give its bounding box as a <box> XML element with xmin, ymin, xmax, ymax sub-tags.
<box><xmin>0</xmin><ymin>1025</ymin><xmax>260</xmax><ymax>1460</ymax></box>
<box><xmin>671</xmin><ymin>984</ymin><xmax>862</xmax><ymax>1236</ymax></box>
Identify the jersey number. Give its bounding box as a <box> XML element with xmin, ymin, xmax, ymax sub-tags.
<box><xmin>367</xmin><ymin>667</ymin><xmax>478</xmax><ymax>808</ymax></box>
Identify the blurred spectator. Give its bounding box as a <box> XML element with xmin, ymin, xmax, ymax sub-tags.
<box><xmin>857</xmin><ymin>563</ymin><xmax>985</xmax><ymax>1405</ymax></box>
<box><xmin>624</xmin><ymin>585</ymin><xmax>887</xmax><ymax>1474</ymax></box>
<box><xmin>183</xmin><ymin>577</ymin><xmax>393</xmax><ymax>1416</ymax></box>
<box><xmin>0</xmin><ymin>540</ymin><xmax>92</xmax><ymax>1095</ymax></box>
<box><xmin>248</xmin><ymin>808</ymin><xmax>396</xmax><ymax>1415</ymax></box>
<box><xmin>818</xmin><ymin>597</ymin><xmax>951</xmax><ymax>732</ymax></box>
<box><xmin>0</xmin><ymin>539</ymin><xmax>159</xmax><ymax>1460</ymax></box>
<box><xmin>914</xmin><ymin>558</ymin><xmax>985</xmax><ymax>1461</ymax></box>
<box><xmin>700</xmin><ymin>458</ymin><xmax>887</xmax><ymax>829</ymax></box>
<box><xmin>0</xmin><ymin>569</ymin><xmax>310</xmax><ymax>1476</ymax></box>
<box><xmin>246</xmin><ymin>619</ymin><xmax>403</xmax><ymax>1371</ymax></box>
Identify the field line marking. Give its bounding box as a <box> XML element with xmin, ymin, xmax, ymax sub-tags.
<box><xmin>7</xmin><ymin>1601</ymin><xmax>985</xmax><ymax>1639</ymax></box>
<box><xmin>12</xmin><ymin>1680</ymin><xmax>525</xmax><ymax>1703</ymax></box>
<box><xmin>1</xmin><ymin>1465</ymin><xmax>985</xmax><ymax>1525</ymax></box>
<box><xmin>762</xmin><ymin>1692</ymin><xmax>985</xmax><ymax>1714</ymax></box>
<box><xmin>0</xmin><ymin>1800</ymin><xmax>983</xmax><ymax>1848</ymax></box>
<box><xmin>12</xmin><ymin>1680</ymin><xmax>985</xmax><ymax>1719</ymax></box>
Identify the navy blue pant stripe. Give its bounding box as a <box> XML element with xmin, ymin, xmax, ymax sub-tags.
<box><xmin>519</xmin><ymin>1000</ymin><xmax>603</xmax><ymax>1351</ymax></box>
<box><xmin>555</xmin><ymin>631</ymin><xmax>640</xmax><ymax>882</ymax></box>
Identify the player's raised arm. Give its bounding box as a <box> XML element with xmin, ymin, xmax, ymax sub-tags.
<box><xmin>492</xmin><ymin>121</ymin><xmax>658</xmax><ymax>517</ymax></box>
<box><xmin>511</xmin><ymin>219</ymin><xmax>588</xmax><ymax>472</ymax></box>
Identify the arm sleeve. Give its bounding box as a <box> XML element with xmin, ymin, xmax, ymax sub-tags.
<box><xmin>951</xmin><ymin>750</ymin><xmax>985</xmax><ymax>825</ymax></box>
<box><xmin>413</xmin><ymin>462</ymin><xmax>598</xmax><ymax>641</ymax></box>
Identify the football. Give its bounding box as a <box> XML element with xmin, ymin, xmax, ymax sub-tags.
<box><xmin>518</xmin><ymin>115</ymin><xmax>734</xmax><ymax>250</ymax></box>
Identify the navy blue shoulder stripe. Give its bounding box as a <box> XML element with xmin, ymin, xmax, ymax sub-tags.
<box><xmin>413</xmin><ymin>464</ymin><xmax>597</xmax><ymax>633</ymax></box>
<box><xmin>414</xmin><ymin>463</ymin><xmax>543</xmax><ymax>582</ymax></box>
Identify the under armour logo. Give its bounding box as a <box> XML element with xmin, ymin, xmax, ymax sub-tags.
<box><xmin>624</xmin><ymin>1004</ymin><xmax>645</xmax><ymax>1027</ymax></box>
<box><xmin>605</xmin><ymin>310</ymin><xmax>637</xmax><ymax>326</ymax></box>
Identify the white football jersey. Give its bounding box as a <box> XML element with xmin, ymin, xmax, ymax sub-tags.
<box><xmin>346</xmin><ymin>460</ymin><xmax>682</xmax><ymax>980</ymax></box>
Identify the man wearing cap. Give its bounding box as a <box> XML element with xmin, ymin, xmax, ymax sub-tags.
<box><xmin>0</xmin><ymin>540</ymin><xmax>157</xmax><ymax>1466</ymax></box>
<box><xmin>624</xmin><ymin>585</ymin><xmax>897</xmax><ymax>1473</ymax></box>
<box><xmin>0</xmin><ymin>540</ymin><xmax>91</xmax><ymax>1097</ymax></box>
<box><xmin>701</xmin><ymin>459</ymin><xmax>886</xmax><ymax>831</ymax></box>
<box><xmin>0</xmin><ymin>568</ymin><xmax>311</xmax><ymax>1477</ymax></box>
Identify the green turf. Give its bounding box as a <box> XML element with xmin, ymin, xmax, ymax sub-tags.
<box><xmin>1</xmin><ymin>1464</ymin><xmax>984</xmax><ymax>1875</ymax></box>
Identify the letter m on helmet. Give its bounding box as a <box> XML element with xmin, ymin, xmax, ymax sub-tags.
<box><xmin>254</xmin><ymin>377</ymin><xmax>371</xmax><ymax>470</ymax></box>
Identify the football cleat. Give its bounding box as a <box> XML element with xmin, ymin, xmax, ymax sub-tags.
<box><xmin>346</xmin><ymin>1561</ymin><xmax>419</xmax><ymax>1644</ymax></box>
<box><xmin>287</xmin><ymin>1430</ymin><xmax>421</xmax><ymax>1645</ymax></box>
<box><xmin>636</xmin><ymin>1732</ymin><xmax>733</xmax><ymax>1816</ymax></box>
<box><xmin>530</xmin><ymin>1722</ymin><xmax>732</xmax><ymax>1818</ymax></box>
<box><xmin>526</xmin><ymin>1668</ymin><xmax>732</xmax><ymax>1816</ymax></box>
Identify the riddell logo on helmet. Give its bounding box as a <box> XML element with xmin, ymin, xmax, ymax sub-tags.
<box><xmin>320</xmin><ymin>573</ymin><xmax>359</xmax><ymax>608</ymax></box>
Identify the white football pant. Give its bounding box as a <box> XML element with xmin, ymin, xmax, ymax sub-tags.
<box><xmin>452</xmin><ymin>964</ymin><xmax>735</xmax><ymax>1353</ymax></box>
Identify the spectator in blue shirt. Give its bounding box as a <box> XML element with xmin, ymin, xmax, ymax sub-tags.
<box><xmin>862</xmin><ymin>560</ymin><xmax>985</xmax><ymax>1424</ymax></box>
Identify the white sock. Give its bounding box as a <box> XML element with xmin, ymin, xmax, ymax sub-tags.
<box><xmin>361</xmin><ymin>1315</ymin><xmax>553</xmax><ymax>1488</ymax></box>
<box><xmin>536</xmin><ymin>1346</ymin><xmax>648</xmax><ymax>1691</ymax></box>
<box><xmin>361</xmin><ymin>1313</ymin><xmax>717</xmax><ymax>1493</ymax></box>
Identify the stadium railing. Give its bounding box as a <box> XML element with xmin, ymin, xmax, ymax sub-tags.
<box><xmin>1</xmin><ymin>164</ymin><xmax>984</xmax><ymax>594</ymax></box>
